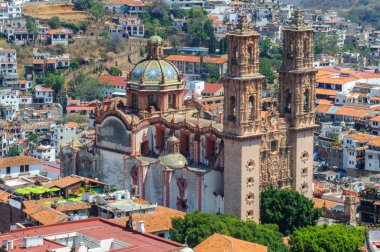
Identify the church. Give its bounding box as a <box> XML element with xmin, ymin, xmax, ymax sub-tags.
<box><xmin>61</xmin><ymin>9</ymin><xmax>316</xmax><ymax>222</ymax></box>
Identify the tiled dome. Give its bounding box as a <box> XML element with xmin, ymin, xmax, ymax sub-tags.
<box><xmin>129</xmin><ymin>59</ymin><xmax>180</xmax><ymax>85</ymax></box>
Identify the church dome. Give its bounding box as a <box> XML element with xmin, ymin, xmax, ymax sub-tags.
<box><xmin>129</xmin><ymin>59</ymin><xmax>180</xmax><ymax>85</ymax></box>
<box><xmin>160</xmin><ymin>153</ymin><xmax>188</xmax><ymax>169</ymax></box>
<box><xmin>127</xmin><ymin>35</ymin><xmax>182</xmax><ymax>91</ymax></box>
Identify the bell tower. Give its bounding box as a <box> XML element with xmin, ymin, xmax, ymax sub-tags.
<box><xmin>223</xmin><ymin>12</ymin><xmax>264</xmax><ymax>136</ymax></box>
<box><xmin>279</xmin><ymin>8</ymin><xmax>317</xmax><ymax>197</ymax></box>
<box><xmin>223</xmin><ymin>13</ymin><xmax>264</xmax><ymax>222</ymax></box>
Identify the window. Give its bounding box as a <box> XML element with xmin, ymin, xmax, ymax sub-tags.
<box><xmin>369</xmin><ymin>154</ymin><xmax>373</xmax><ymax>159</ymax></box>
<box><xmin>303</xmin><ymin>89</ymin><xmax>309</xmax><ymax>112</ymax></box>
<box><xmin>6</xmin><ymin>167</ymin><xmax>10</xmax><ymax>174</ymax></box>
<box><xmin>229</xmin><ymin>96</ymin><xmax>236</xmax><ymax>121</ymax></box>
<box><xmin>285</xmin><ymin>89</ymin><xmax>291</xmax><ymax>113</ymax></box>
<box><xmin>271</xmin><ymin>140</ymin><xmax>278</xmax><ymax>153</ymax></box>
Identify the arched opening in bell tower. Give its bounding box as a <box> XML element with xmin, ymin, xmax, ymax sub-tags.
<box><xmin>249</xmin><ymin>95</ymin><xmax>255</xmax><ymax>118</ymax></box>
<box><xmin>231</xmin><ymin>46</ymin><xmax>238</xmax><ymax>65</ymax></box>
<box><xmin>148</xmin><ymin>95</ymin><xmax>158</xmax><ymax>110</ymax></box>
<box><xmin>180</xmin><ymin>130</ymin><xmax>190</xmax><ymax>156</ymax></box>
<box><xmin>248</xmin><ymin>45</ymin><xmax>254</xmax><ymax>64</ymax></box>
<box><xmin>303</xmin><ymin>89</ymin><xmax>310</xmax><ymax>112</ymax></box>
<box><xmin>229</xmin><ymin>96</ymin><xmax>236</xmax><ymax>121</ymax></box>
<box><xmin>169</xmin><ymin>94</ymin><xmax>176</xmax><ymax>109</ymax></box>
<box><xmin>285</xmin><ymin>89</ymin><xmax>292</xmax><ymax>114</ymax></box>
<box><xmin>132</xmin><ymin>93</ymin><xmax>138</xmax><ymax>110</ymax></box>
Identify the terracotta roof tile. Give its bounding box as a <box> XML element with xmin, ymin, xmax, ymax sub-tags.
<box><xmin>43</xmin><ymin>176</ymin><xmax>82</xmax><ymax>189</ymax></box>
<box><xmin>0</xmin><ymin>156</ymin><xmax>44</xmax><ymax>168</ymax></box>
<box><xmin>54</xmin><ymin>201</ymin><xmax>91</xmax><ymax>212</ymax></box>
<box><xmin>313</xmin><ymin>198</ymin><xmax>341</xmax><ymax>209</ymax></box>
<box><xmin>335</xmin><ymin>106</ymin><xmax>371</xmax><ymax>119</ymax></box>
<box><xmin>203</xmin><ymin>56</ymin><xmax>227</xmax><ymax>64</ymax></box>
<box><xmin>202</xmin><ymin>83</ymin><xmax>223</xmax><ymax>94</ymax></box>
<box><xmin>99</xmin><ymin>75</ymin><xmax>126</xmax><ymax>87</ymax></box>
<box><xmin>347</xmin><ymin>133</ymin><xmax>376</xmax><ymax>142</ymax></box>
<box><xmin>317</xmin><ymin>99</ymin><xmax>333</xmax><ymax>105</ymax></box>
<box><xmin>166</xmin><ymin>55</ymin><xmax>200</xmax><ymax>63</ymax></box>
<box><xmin>315</xmin><ymin>88</ymin><xmax>338</xmax><ymax>96</ymax></box>
<box><xmin>0</xmin><ymin>189</ymin><xmax>10</xmax><ymax>202</ymax></box>
<box><xmin>316</xmin><ymin>104</ymin><xmax>333</xmax><ymax>113</ymax></box>
<box><xmin>368</xmin><ymin>137</ymin><xmax>380</xmax><ymax>148</ymax></box>
<box><xmin>370</xmin><ymin>115</ymin><xmax>380</xmax><ymax>122</ymax></box>
<box><xmin>194</xmin><ymin>233</ymin><xmax>268</xmax><ymax>252</ymax></box>
<box><xmin>108</xmin><ymin>205</ymin><xmax>185</xmax><ymax>233</ymax></box>
<box><xmin>29</xmin><ymin>206</ymin><xmax>68</xmax><ymax>225</ymax></box>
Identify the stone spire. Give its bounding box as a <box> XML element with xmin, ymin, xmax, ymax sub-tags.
<box><xmin>292</xmin><ymin>8</ymin><xmax>305</xmax><ymax>27</ymax></box>
<box><xmin>237</xmin><ymin>12</ymin><xmax>249</xmax><ymax>32</ymax></box>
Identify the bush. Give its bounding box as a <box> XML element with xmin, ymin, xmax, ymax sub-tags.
<box><xmin>68</xmin><ymin>38</ymin><xmax>75</xmax><ymax>44</ymax></box>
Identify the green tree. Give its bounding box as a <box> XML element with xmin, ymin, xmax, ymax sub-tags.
<box><xmin>204</xmin><ymin>63</ymin><xmax>220</xmax><ymax>83</ymax></box>
<box><xmin>26</xmin><ymin>18</ymin><xmax>38</xmax><ymax>33</ymax></box>
<box><xmin>260</xmin><ymin>39</ymin><xmax>272</xmax><ymax>58</ymax></box>
<box><xmin>260</xmin><ymin>188</ymin><xmax>321</xmax><ymax>235</ymax></box>
<box><xmin>259</xmin><ymin>58</ymin><xmax>277</xmax><ymax>84</ymax></box>
<box><xmin>314</xmin><ymin>33</ymin><xmax>340</xmax><ymax>55</ymax></box>
<box><xmin>70</xmin><ymin>61</ymin><xmax>80</xmax><ymax>70</ymax></box>
<box><xmin>43</xmin><ymin>72</ymin><xmax>65</xmax><ymax>93</ymax></box>
<box><xmin>204</xmin><ymin>19</ymin><xmax>214</xmax><ymax>36</ymax></box>
<box><xmin>27</xmin><ymin>133</ymin><xmax>38</xmax><ymax>142</ymax></box>
<box><xmin>48</xmin><ymin>16</ymin><xmax>61</xmax><ymax>29</ymax></box>
<box><xmin>68</xmin><ymin>71</ymin><xmax>103</xmax><ymax>101</ymax></box>
<box><xmin>219</xmin><ymin>38</ymin><xmax>227</xmax><ymax>54</ymax></box>
<box><xmin>56</xmin><ymin>43</ymin><xmax>67</xmax><ymax>55</ymax></box>
<box><xmin>87</xmin><ymin>0</ymin><xmax>106</xmax><ymax>21</ymax></box>
<box><xmin>170</xmin><ymin>212</ymin><xmax>288</xmax><ymax>252</ymax></box>
<box><xmin>8</xmin><ymin>146</ymin><xmax>21</xmax><ymax>157</ymax></box>
<box><xmin>109</xmin><ymin>66</ymin><xmax>122</xmax><ymax>76</ymax></box>
<box><xmin>290</xmin><ymin>225</ymin><xmax>365</xmax><ymax>252</ymax></box>
<box><xmin>208</xmin><ymin>33</ymin><xmax>217</xmax><ymax>54</ymax></box>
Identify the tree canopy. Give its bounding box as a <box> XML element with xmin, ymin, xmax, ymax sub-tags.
<box><xmin>260</xmin><ymin>188</ymin><xmax>322</xmax><ymax>235</ymax></box>
<box><xmin>259</xmin><ymin>58</ymin><xmax>277</xmax><ymax>84</ymax></box>
<box><xmin>314</xmin><ymin>33</ymin><xmax>340</xmax><ymax>55</ymax></box>
<box><xmin>290</xmin><ymin>224</ymin><xmax>365</xmax><ymax>252</ymax></box>
<box><xmin>170</xmin><ymin>212</ymin><xmax>288</xmax><ymax>252</ymax></box>
<box><xmin>8</xmin><ymin>146</ymin><xmax>21</xmax><ymax>157</ymax></box>
<box><xmin>43</xmin><ymin>72</ymin><xmax>65</xmax><ymax>93</ymax></box>
<box><xmin>48</xmin><ymin>16</ymin><xmax>62</xmax><ymax>29</ymax></box>
<box><xmin>68</xmin><ymin>71</ymin><xmax>103</xmax><ymax>101</ymax></box>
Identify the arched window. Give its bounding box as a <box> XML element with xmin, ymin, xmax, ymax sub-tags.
<box><xmin>180</xmin><ymin>131</ymin><xmax>190</xmax><ymax>156</ymax></box>
<box><xmin>148</xmin><ymin>95</ymin><xmax>158</xmax><ymax>110</ymax></box>
<box><xmin>285</xmin><ymin>89</ymin><xmax>291</xmax><ymax>113</ymax></box>
<box><xmin>249</xmin><ymin>96</ymin><xmax>254</xmax><ymax>108</ymax></box>
<box><xmin>169</xmin><ymin>94</ymin><xmax>176</xmax><ymax>109</ymax></box>
<box><xmin>231</xmin><ymin>46</ymin><xmax>238</xmax><ymax>65</ymax></box>
<box><xmin>229</xmin><ymin>96</ymin><xmax>236</xmax><ymax>121</ymax></box>
<box><xmin>248</xmin><ymin>46</ymin><xmax>254</xmax><ymax>64</ymax></box>
<box><xmin>303</xmin><ymin>89</ymin><xmax>309</xmax><ymax>112</ymax></box>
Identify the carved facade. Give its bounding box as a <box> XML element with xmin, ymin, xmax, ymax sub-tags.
<box><xmin>223</xmin><ymin>9</ymin><xmax>316</xmax><ymax>222</ymax></box>
<box><xmin>61</xmin><ymin>9</ymin><xmax>316</xmax><ymax>223</ymax></box>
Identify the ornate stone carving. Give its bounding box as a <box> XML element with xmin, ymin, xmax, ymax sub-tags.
<box><xmin>246</xmin><ymin>159</ymin><xmax>255</xmax><ymax>172</ymax></box>
<box><xmin>247</xmin><ymin>177</ymin><xmax>254</xmax><ymax>187</ymax></box>
<box><xmin>300</xmin><ymin>151</ymin><xmax>309</xmax><ymax>163</ymax></box>
<box><xmin>246</xmin><ymin>192</ymin><xmax>255</xmax><ymax>205</ymax></box>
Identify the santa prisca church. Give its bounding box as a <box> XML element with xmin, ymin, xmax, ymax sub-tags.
<box><xmin>61</xmin><ymin>9</ymin><xmax>316</xmax><ymax>222</ymax></box>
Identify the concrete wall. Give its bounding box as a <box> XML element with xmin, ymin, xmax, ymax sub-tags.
<box><xmin>97</xmin><ymin>116</ymin><xmax>132</xmax><ymax>153</ymax></box>
<box><xmin>0</xmin><ymin>163</ymin><xmax>41</xmax><ymax>178</ymax></box>
<box><xmin>203</xmin><ymin>169</ymin><xmax>224</xmax><ymax>214</ymax></box>
<box><xmin>223</xmin><ymin>137</ymin><xmax>261</xmax><ymax>222</ymax></box>
<box><xmin>290</xmin><ymin>128</ymin><xmax>314</xmax><ymax>198</ymax></box>
<box><xmin>169</xmin><ymin>168</ymin><xmax>199</xmax><ymax>212</ymax></box>
<box><xmin>144</xmin><ymin>162</ymin><xmax>163</xmax><ymax>205</ymax></box>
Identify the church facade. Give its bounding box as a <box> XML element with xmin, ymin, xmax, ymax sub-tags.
<box><xmin>61</xmin><ymin>9</ymin><xmax>316</xmax><ymax>222</ymax></box>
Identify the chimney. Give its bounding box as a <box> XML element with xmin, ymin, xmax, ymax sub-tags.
<box><xmin>136</xmin><ymin>220</ymin><xmax>145</xmax><ymax>233</ymax></box>
<box><xmin>2</xmin><ymin>240</ymin><xmax>14</xmax><ymax>250</ymax></box>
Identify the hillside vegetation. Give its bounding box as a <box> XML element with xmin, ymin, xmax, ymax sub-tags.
<box><xmin>302</xmin><ymin>0</ymin><xmax>380</xmax><ymax>29</ymax></box>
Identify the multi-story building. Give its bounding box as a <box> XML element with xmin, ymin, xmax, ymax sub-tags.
<box><xmin>0</xmin><ymin>2</ymin><xmax>22</xmax><ymax>24</ymax></box>
<box><xmin>47</xmin><ymin>28</ymin><xmax>70</xmax><ymax>45</ymax></box>
<box><xmin>32</xmin><ymin>48</ymin><xmax>70</xmax><ymax>73</ymax></box>
<box><xmin>0</xmin><ymin>156</ymin><xmax>43</xmax><ymax>179</ymax></box>
<box><xmin>99</xmin><ymin>75</ymin><xmax>126</xmax><ymax>97</ymax></box>
<box><xmin>34</xmin><ymin>85</ymin><xmax>53</xmax><ymax>104</ymax></box>
<box><xmin>51</xmin><ymin>122</ymin><xmax>81</xmax><ymax>153</ymax></box>
<box><xmin>343</xmin><ymin>133</ymin><xmax>376</xmax><ymax>176</ymax></box>
<box><xmin>31</xmin><ymin>145</ymin><xmax>56</xmax><ymax>161</ymax></box>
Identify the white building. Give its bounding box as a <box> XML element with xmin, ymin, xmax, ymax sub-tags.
<box><xmin>343</xmin><ymin>133</ymin><xmax>376</xmax><ymax>174</ymax></box>
<box><xmin>0</xmin><ymin>48</ymin><xmax>17</xmax><ymax>75</ymax></box>
<box><xmin>51</xmin><ymin>122</ymin><xmax>81</xmax><ymax>154</ymax></box>
<box><xmin>0</xmin><ymin>89</ymin><xmax>19</xmax><ymax>121</ymax></box>
<box><xmin>0</xmin><ymin>2</ymin><xmax>22</xmax><ymax>24</ymax></box>
<box><xmin>365</xmin><ymin>137</ymin><xmax>380</xmax><ymax>173</ymax></box>
<box><xmin>47</xmin><ymin>28</ymin><xmax>70</xmax><ymax>45</ymax></box>
<box><xmin>99</xmin><ymin>75</ymin><xmax>126</xmax><ymax>97</ymax></box>
<box><xmin>31</xmin><ymin>145</ymin><xmax>56</xmax><ymax>162</ymax></box>
<box><xmin>34</xmin><ymin>85</ymin><xmax>53</xmax><ymax>104</ymax></box>
<box><xmin>186</xmin><ymin>80</ymin><xmax>205</xmax><ymax>95</ymax></box>
<box><xmin>0</xmin><ymin>156</ymin><xmax>44</xmax><ymax>179</ymax></box>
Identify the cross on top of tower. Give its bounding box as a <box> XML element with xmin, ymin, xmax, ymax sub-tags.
<box><xmin>292</xmin><ymin>7</ymin><xmax>305</xmax><ymax>27</ymax></box>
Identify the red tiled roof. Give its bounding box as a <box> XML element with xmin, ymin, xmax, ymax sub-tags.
<box><xmin>166</xmin><ymin>55</ymin><xmax>200</xmax><ymax>63</ymax></box>
<box><xmin>0</xmin><ymin>156</ymin><xmax>44</xmax><ymax>168</ymax></box>
<box><xmin>0</xmin><ymin>218</ymin><xmax>185</xmax><ymax>251</ymax></box>
<box><xmin>194</xmin><ymin>233</ymin><xmax>268</xmax><ymax>252</ymax></box>
<box><xmin>202</xmin><ymin>83</ymin><xmax>223</xmax><ymax>94</ymax></box>
<box><xmin>99</xmin><ymin>75</ymin><xmax>126</xmax><ymax>87</ymax></box>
